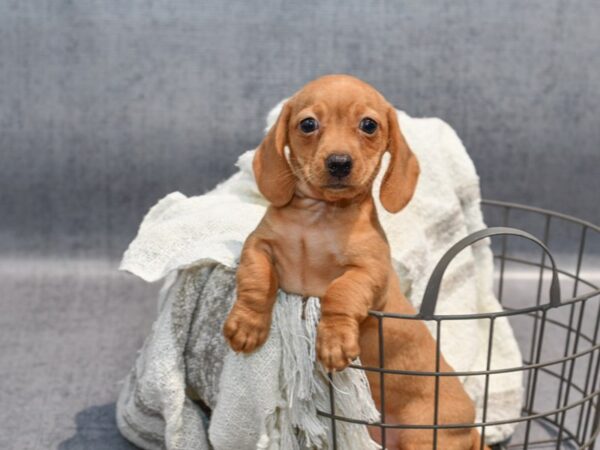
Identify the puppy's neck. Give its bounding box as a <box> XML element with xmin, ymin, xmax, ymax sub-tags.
<box><xmin>290</xmin><ymin>191</ymin><xmax>369</xmax><ymax>208</ymax></box>
<box><xmin>286</xmin><ymin>185</ymin><xmax>375</xmax><ymax>221</ymax></box>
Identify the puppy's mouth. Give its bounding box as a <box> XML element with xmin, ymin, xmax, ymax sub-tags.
<box><xmin>321</xmin><ymin>183</ymin><xmax>352</xmax><ymax>190</ymax></box>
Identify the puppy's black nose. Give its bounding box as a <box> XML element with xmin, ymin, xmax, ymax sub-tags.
<box><xmin>326</xmin><ymin>154</ymin><xmax>353</xmax><ymax>178</ymax></box>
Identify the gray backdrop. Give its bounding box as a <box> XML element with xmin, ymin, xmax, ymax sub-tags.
<box><xmin>1</xmin><ymin>0</ymin><xmax>599</xmax><ymax>260</ymax></box>
<box><xmin>1</xmin><ymin>1</ymin><xmax>599</xmax><ymax>449</ymax></box>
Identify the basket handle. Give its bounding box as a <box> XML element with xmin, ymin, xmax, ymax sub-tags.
<box><xmin>419</xmin><ymin>227</ymin><xmax>561</xmax><ymax>319</ymax></box>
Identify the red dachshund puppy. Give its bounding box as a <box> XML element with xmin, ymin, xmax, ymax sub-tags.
<box><xmin>223</xmin><ymin>75</ymin><xmax>487</xmax><ymax>450</ymax></box>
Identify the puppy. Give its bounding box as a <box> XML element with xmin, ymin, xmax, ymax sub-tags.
<box><xmin>223</xmin><ymin>75</ymin><xmax>487</xmax><ymax>450</ymax></box>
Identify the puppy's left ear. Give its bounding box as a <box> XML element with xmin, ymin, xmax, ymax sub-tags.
<box><xmin>380</xmin><ymin>107</ymin><xmax>420</xmax><ymax>213</ymax></box>
<box><xmin>252</xmin><ymin>101</ymin><xmax>295</xmax><ymax>207</ymax></box>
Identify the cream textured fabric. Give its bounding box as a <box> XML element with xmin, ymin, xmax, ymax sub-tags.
<box><xmin>117</xmin><ymin>104</ymin><xmax>523</xmax><ymax>448</ymax></box>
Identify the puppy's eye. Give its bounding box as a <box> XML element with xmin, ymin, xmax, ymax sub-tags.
<box><xmin>359</xmin><ymin>118</ymin><xmax>378</xmax><ymax>134</ymax></box>
<box><xmin>299</xmin><ymin>117</ymin><xmax>319</xmax><ymax>134</ymax></box>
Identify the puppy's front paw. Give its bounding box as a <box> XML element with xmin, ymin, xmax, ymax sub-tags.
<box><xmin>223</xmin><ymin>305</ymin><xmax>271</xmax><ymax>353</ymax></box>
<box><xmin>316</xmin><ymin>318</ymin><xmax>360</xmax><ymax>372</ymax></box>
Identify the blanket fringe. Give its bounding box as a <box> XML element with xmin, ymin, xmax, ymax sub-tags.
<box><xmin>268</xmin><ymin>293</ymin><xmax>380</xmax><ymax>449</ymax></box>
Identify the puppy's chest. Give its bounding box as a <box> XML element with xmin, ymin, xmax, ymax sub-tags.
<box><xmin>270</xmin><ymin>222</ymin><xmax>350</xmax><ymax>297</ymax></box>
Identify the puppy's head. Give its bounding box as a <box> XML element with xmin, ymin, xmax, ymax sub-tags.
<box><xmin>253</xmin><ymin>74</ymin><xmax>419</xmax><ymax>213</ymax></box>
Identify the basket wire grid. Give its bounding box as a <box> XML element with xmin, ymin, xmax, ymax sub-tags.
<box><xmin>319</xmin><ymin>200</ymin><xmax>600</xmax><ymax>449</ymax></box>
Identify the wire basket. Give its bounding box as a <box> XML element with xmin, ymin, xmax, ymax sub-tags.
<box><xmin>319</xmin><ymin>200</ymin><xmax>600</xmax><ymax>449</ymax></box>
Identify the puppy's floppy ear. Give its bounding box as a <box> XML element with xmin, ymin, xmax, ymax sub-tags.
<box><xmin>253</xmin><ymin>101</ymin><xmax>295</xmax><ymax>206</ymax></box>
<box><xmin>380</xmin><ymin>107</ymin><xmax>420</xmax><ymax>213</ymax></box>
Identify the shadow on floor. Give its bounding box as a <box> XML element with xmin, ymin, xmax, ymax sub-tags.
<box><xmin>58</xmin><ymin>403</ymin><xmax>138</xmax><ymax>450</ymax></box>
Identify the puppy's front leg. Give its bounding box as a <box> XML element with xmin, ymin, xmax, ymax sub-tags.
<box><xmin>317</xmin><ymin>268</ymin><xmax>385</xmax><ymax>371</ymax></box>
<box><xmin>223</xmin><ymin>234</ymin><xmax>278</xmax><ymax>353</ymax></box>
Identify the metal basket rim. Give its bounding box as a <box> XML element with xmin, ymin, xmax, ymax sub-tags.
<box><xmin>366</xmin><ymin>199</ymin><xmax>600</xmax><ymax>321</ymax></box>
<box><xmin>481</xmin><ymin>199</ymin><xmax>600</xmax><ymax>235</ymax></box>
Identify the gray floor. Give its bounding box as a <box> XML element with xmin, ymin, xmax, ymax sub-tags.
<box><xmin>2</xmin><ymin>255</ymin><xmax>599</xmax><ymax>449</ymax></box>
<box><xmin>0</xmin><ymin>258</ymin><xmax>154</xmax><ymax>449</ymax></box>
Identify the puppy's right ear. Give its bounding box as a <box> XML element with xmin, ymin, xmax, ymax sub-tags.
<box><xmin>253</xmin><ymin>101</ymin><xmax>295</xmax><ymax>207</ymax></box>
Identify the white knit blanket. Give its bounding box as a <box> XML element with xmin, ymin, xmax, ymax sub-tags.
<box><xmin>116</xmin><ymin>105</ymin><xmax>523</xmax><ymax>449</ymax></box>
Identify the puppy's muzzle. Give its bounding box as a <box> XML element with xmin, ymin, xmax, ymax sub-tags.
<box><xmin>326</xmin><ymin>153</ymin><xmax>353</xmax><ymax>179</ymax></box>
